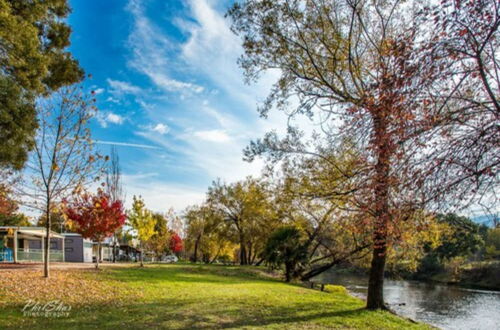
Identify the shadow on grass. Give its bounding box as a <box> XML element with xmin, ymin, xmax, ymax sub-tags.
<box><xmin>2</xmin><ymin>299</ymin><xmax>374</xmax><ymax>329</ymax></box>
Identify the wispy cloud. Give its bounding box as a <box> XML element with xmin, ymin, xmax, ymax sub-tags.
<box><xmin>96</xmin><ymin>111</ymin><xmax>125</xmax><ymax>128</ymax></box>
<box><xmin>107</xmin><ymin>78</ymin><xmax>142</xmax><ymax>95</ymax></box>
<box><xmin>126</xmin><ymin>0</ymin><xmax>204</xmax><ymax>96</ymax></box>
<box><xmin>194</xmin><ymin>129</ymin><xmax>230</xmax><ymax>143</ymax></box>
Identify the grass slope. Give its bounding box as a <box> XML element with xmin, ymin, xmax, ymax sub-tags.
<box><xmin>0</xmin><ymin>264</ymin><xmax>429</xmax><ymax>329</ymax></box>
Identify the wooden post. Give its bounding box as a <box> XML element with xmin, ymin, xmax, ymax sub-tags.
<box><xmin>61</xmin><ymin>236</ymin><xmax>65</xmax><ymax>262</ymax></box>
<box><xmin>41</xmin><ymin>236</ymin><xmax>45</xmax><ymax>262</ymax></box>
<box><xmin>13</xmin><ymin>229</ymin><xmax>18</xmax><ymax>263</ymax></box>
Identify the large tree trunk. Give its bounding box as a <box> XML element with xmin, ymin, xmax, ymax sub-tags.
<box><xmin>366</xmin><ymin>112</ymin><xmax>391</xmax><ymax>310</ymax></box>
<box><xmin>43</xmin><ymin>199</ymin><xmax>51</xmax><ymax>278</ymax></box>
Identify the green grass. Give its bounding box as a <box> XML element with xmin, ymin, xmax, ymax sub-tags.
<box><xmin>0</xmin><ymin>264</ymin><xmax>430</xmax><ymax>329</ymax></box>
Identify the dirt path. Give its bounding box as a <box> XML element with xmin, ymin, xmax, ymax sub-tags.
<box><xmin>0</xmin><ymin>262</ymin><xmax>139</xmax><ymax>271</ymax></box>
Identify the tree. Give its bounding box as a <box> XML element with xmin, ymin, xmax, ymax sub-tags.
<box><xmin>0</xmin><ymin>77</ymin><xmax>37</xmax><ymax>170</ymax></box>
<box><xmin>262</xmin><ymin>226</ymin><xmax>309</xmax><ymax>282</ymax></box>
<box><xmin>207</xmin><ymin>178</ymin><xmax>275</xmax><ymax>265</ymax></box>
<box><xmin>128</xmin><ymin>196</ymin><xmax>156</xmax><ymax>267</ymax></box>
<box><xmin>433</xmin><ymin>213</ymin><xmax>486</xmax><ymax>260</ymax></box>
<box><xmin>19</xmin><ymin>85</ymin><xmax>103</xmax><ymax>278</ymax></box>
<box><xmin>184</xmin><ymin>204</ymin><xmax>230</xmax><ymax>263</ymax></box>
<box><xmin>485</xmin><ymin>228</ymin><xmax>500</xmax><ymax>260</ymax></box>
<box><xmin>147</xmin><ymin>212</ymin><xmax>170</xmax><ymax>260</ymax></box>
<box><xmin>64</xmin><ymin>189</ymin><xmax>126</xmax><ymax>269</ymax></box>
<box><xmin>169</xmin><ymin>232</ymin><xmax>183</xmax><ymax>255</ymax></box>
<box><xmin>0</xmin><ymin>0</ymin><xmax>84</xmax><ymax>169</ymax></box>
<box><xmin>228</xmin><ymin>0</ymin><xmax>469</xmax><ymax>309</ymax></box>
<box><xmin>0</xmin><ymin>183</ymin><xmax>30</xmax><ymax>226</ymax></box>
<box><xmin>37</xmin><ymin>207</ymin><xmax>68</xmax><ymax>233</ymax></box>
<box><xmin>105</xmin><ymin>146</ymin><xmax>125</xmax><ymax>262</ymax></box>
<box><xmin>414</xmin><ymin>1</ymin><xmax>499</xmax><ymax>209</ymax></box>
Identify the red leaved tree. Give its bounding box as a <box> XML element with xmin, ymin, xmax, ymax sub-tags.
<box><xmin>64</xmin><ymin>189</ymin><xmax>126</xmax><ymax>269</ymax></box>
<box><xmin>169</xmin><ymin>232</ymin><xmax>183</xmax><ymax>255</ymax></box>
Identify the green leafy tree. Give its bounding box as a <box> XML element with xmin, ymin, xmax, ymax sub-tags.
<box><xmin>434</xmin><ymin>213</ymin><xmax>485</xmax><ymax>260</ymax></box>
<box><xmin>128</xmin><ymin>196</ymin><xmax>156</xmax><ymax>267</ymax></box>
<box><xmin>0</xmin><ymin>77</ymin><xmax>37</xmax><ymax>169</ymax></box>
<box><xmin>0</xmin><ymin>0</ymin><xmax>84</xmax><ymax>169</ymax></box>
<box><xmin>485</xmin><ymin>228</ymin><xmax>500</xmax><ymax>260</ymax></box>
<box><xmin>263</xmin><ymin>226</ymin><xmax>309</xmax><ymax>282</ymax></box>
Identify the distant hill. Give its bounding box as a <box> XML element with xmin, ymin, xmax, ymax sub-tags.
<box><xmin>472</xmin><ymin>215</ymin><xmax>498</xmax><ymax>227</ymax></box>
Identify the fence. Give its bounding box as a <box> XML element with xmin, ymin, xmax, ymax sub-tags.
<box><xmin>0</xmin><ymin>248</ymin><xmax>64</xmax><ymax>262</ymax></box>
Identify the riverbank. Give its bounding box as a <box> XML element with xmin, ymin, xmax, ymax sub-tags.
<box><xmin>416</xmin><ymin>260</ymin><xmax>500</xmax><ymax>291</ymax></box>
<box><xmin>0</xmin><ymin>263</ymin><xmax>429</xmax><ymax>329</ymax></box>
<box><xmin>322</xmin><ymin>261</ymin><xmax>500</xmax><ymax>291</ymax></box>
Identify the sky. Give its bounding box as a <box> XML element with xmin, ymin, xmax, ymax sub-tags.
<box><xmin>65</xmin><ymin>0</ymin><xmax>496</xmax><ymax>222</ymax></box>
<box><xmin>67</xmin><ymin>0</ymin><xmax>293</xmax><ymax>212</ymax></box>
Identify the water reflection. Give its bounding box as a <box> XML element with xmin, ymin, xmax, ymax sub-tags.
<box><xmin>315</xmin><ymin>272</ymin><xmax>500</xmax><ymax>330</ymax></box>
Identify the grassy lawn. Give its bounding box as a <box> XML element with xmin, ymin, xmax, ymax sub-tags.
<box><xmin>0</xmin><ymin>264</ymin><xmax>429</xmax><ymax>329</ymax></box>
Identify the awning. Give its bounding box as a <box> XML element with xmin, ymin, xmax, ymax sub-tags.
<box><xmin>13</xmin><ymin>228</ymin><xmax>64</xmax><ymax>239</ymax></box>
<box><xmin>0</xmin><ymin>227</ymin><xmax>64</xmax><ymax>239</ymax></box>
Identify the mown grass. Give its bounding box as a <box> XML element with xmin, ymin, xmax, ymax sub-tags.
<box><xmin>0</xmin><ymin>263</ymin><xmax>430</xmax><ymax>329</ymax></box>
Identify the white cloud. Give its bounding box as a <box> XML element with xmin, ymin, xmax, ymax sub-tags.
<box><xmin>107</xmin><ymin>113</ymin><xmax>124</xmax><ymax>124</ymax></box>
<box><xmin>107</xmin><ymin>78</ymin><xmax>142</xmax><ymax>95</ymax></box>
<box><xmin>126</xmin><ymin>0</ymin><xmax>204</xmax><ymax>95</ymax></box>
<box><xmin>119</xmin><ymin>0</ymin><xmax>310</xmax><ymax>200</ymax></box>
<box><xmin>96</xmin><ymin>111</ymin><xmax>125</xmax><ymax>127</ymax></box>
<box><xmin>122</xmin><ymin>173</ymin><xmax>205</xmax><ymax>211</ymax></box>
<box><xmin>152</xmin><ymin>123</ymin><xmax>169</xmax><ymax>135</ymax></box>
<box><xmin>146</xmin><ymin>71</ymin><xmax>204</xmax><ymax>94</ymax></box>
<box><xmin>93</xmin><ymin>88</ymin><xmax>105</xmax><ymax>95</ymax></box>
<box><xmin>193</xmin><ymin>129</ymin><xmax>230</xmax><ymax>143</ymax></box>
<box><xmin>106</xmin><ymin>96</ymin><xmax>120</xmax><ymax>104</ymax></box>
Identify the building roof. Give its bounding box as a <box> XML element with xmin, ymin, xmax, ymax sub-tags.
<box><xmin>0</xmin><ymin>226</ymin><xmax>64</xmax><ymax>239</ymax></box>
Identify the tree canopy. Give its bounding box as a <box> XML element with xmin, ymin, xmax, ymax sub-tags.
<box><xmin>0</xmin><ymin>0</ymin><xmax>84</xmax><ymax>169</ymax></box>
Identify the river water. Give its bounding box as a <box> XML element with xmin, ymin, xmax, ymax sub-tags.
<box><xmin>314</xmin><ymin>272</ymin><xmax>500</xmax><ymax>330</ymax></box>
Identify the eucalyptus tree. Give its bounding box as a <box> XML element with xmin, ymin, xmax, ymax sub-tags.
<box><xmin>228</xmin><ymin>0</ymin><xmax>458</xmax><ymax>309</ymax></box>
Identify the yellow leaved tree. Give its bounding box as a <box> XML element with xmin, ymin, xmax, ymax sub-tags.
<box><xmin>128</xmin><ymin>195</ymin><xmax>156</xmax><ymax>267</ymax></box>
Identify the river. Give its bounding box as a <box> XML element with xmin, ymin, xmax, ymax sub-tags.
<box><xmin>314</xmin><ymin>272</ymin><xmax>500</xmax><ymax>330</ymax></box>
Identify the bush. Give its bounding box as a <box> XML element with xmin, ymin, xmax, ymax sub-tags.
<box><xmin>323</xmin><ymin>285</ymin><xmax>348</xmax><ymax>295</ymax></box>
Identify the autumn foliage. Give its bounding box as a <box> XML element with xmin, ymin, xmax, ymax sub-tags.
<box><xmin>64</xmin><ymin>189</ymin><xmax>126</xmax><ymax>243</ymax></box>
<box><xmin>169</xmin><ymin>232</ymin><xmax>183</xmax><ymax>254</ymax></box>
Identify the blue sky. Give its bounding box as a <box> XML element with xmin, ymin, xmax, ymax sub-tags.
<box><xmin>67</xmin><ymin>0</ymin><xmax>291</xmax><ymax>212</ymax></box>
